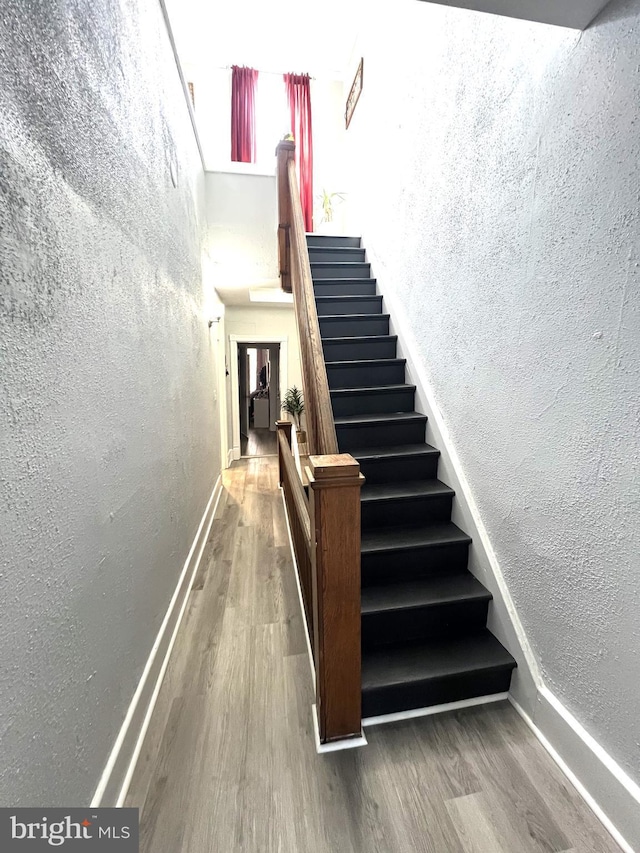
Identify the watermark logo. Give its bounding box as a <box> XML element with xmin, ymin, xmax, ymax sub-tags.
<box><xmin>1</xmin><ymin>809</ymin><xmax>138</xmax><ymax>851</ymax></box>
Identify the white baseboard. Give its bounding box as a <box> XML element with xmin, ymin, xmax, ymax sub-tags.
<box><xmin>511</xmin><ymin>690</ymin><xmax>639</xmax><ymax>853</ymax></box>
<box><xmin>232</xmin><ymin>446</ymin><xmax>241</xmax><ymax>462</ymax></box>
<box><xmin>226</xmin><ymin>448</ymin><xmax>234</xmax><ymax>468</ymax></box>
<box><xmin>90</xmin><ymin>475</ymin><xmax>223</xmax><ymax>807</ymax></box>
<box><xmin>312</xmin><ymin>705</ymin><xmax>367</xmax><ymax>753</ymax></box>
<box><xmin>363</xmin><ymin>692</ymin><xmax>509</xmax><ymax>728</ymax></box>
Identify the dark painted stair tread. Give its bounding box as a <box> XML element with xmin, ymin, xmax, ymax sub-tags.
<box><xmin>361</xmin><ymin>479</ymin><xmax>454</xmax><ymax>502</ymax></box>
<box><xmin>314</xmin><ymin>233</ymin><xmax>516</xmax><ymax>712</ymax></box>
<box><xmin>361</xmin><ymin>632</ymin><xmax>516</xmax><ymax>691</ymax></box>
<box><xmin>361</xmin><ymin>522</ymin><xmax>471</xmax><ymax>553</ymax></box>
<box><xmin>311</xmin><ymin>262</ymin><xmax>370</xmax><ymax>268</ymax></box>
<box><xmin>330</xmin><ymin>383</ymin><xmax>416</xmax><ymax>397</ymax></box>
<box><xmin>306</xmin><ymin>233</ymin><xmax>361</xmax><ymax>241</ymax></box>
<box><xmin>350</xmin><ymin>443</ymin><xmax>439</xmax><ymax>461</ymax></box>
<box><xmin>316</xmin><ymin>294</ymin><xmax>382</xmax><ymax>302</ymax></box>
<box><xmin>322</xmin><ymin>335</ymin><xmax>397</xmax><ymax>344</ymax></box>
<box><xmin>315</xmin><ymin>278</ymin><xmax>379</xmax><ymax>296</ymax></box>
<box><xmin>361</xmin><ymin>573</ymin><xmax>491</xmax><ymax>615</ymax></box>
<box><xmin>335</xmin><ymin>411</ymin><xmax>426</xmax><ymax>426</ymax></box>
<box><xmin>325</xmin><ymin>357</ymin><xmax>406</xmax><ymax>368</ymax></box>
<box><xmin>320</xmin><ymin>313</ymin><xmax>390</xmax><ymax>321</ymax></box>
<box><xmin>308</xmin><ymin>246</ymin><xmax>364</xmax><ymax>253</ymax></box>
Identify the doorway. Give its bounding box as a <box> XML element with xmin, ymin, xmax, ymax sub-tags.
<box><xmin>229</xmin><ymin>334</ymin><xmax>288</xmax><ymax>463</ymax></box>
<box><xmin>237</xmin><ymin>342</ymin><xmax>281</xmax><ymax>457</ymax></box>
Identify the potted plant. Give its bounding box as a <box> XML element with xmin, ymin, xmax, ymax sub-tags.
<box><xmin>316</xmin><ymin>189</ymin><xmax>346</xmax><ymax>235</ymax></box>
<box><xmin>282</xmin><ymin>386</ymin><xmax>306</xmax><ymax>444</ymax></box>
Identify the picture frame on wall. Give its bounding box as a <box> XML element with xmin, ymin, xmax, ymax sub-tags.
<box><xmin>345</xmin><ymin>58</ymin><xmax>363</xmax><ymax>129</ymax></box>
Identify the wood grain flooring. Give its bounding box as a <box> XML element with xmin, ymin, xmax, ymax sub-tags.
<box><xmin>241</xmin><ymin>427</ymin><xmax>277</xmax><ymax>457</ymax></box>
<box><xmin>125</xmin><ymin>457</ymin><xmax>621</xmax><ymax>853</ymax></box>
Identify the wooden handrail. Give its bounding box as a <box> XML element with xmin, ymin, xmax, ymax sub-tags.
<box><xmin>276</xmin><ymin>142</ymin><xmax>338</xmax><ymax>456</ymax></box>
<box><xmin>275</xmin><ymin>142</ymin><xmax>363</xmax><ymax>746</ymax></box>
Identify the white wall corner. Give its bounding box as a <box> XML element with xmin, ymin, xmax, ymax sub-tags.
<box><xmin>90</xmin><ymin>475</ymin><xmax>223</xmax><ymax>807</ymax></box>
<box><xmin>369</xmin><ymin>249</ymin><xmax>639</xmax><ymax>853</ymax></box>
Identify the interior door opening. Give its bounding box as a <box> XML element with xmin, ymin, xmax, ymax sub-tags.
<box><xmin>238</xmin><ymin>342</ymin><xmax>281</xmax><ymax>457</ymax></box>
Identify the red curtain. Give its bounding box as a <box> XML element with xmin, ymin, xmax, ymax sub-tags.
<box><xmin>231</xmin><ymin>66</ymin><xmax>258</xmax><ymax>162</ymax></box>
<box><xmin>284</xmin><ymin>73</ymin><xmax>313</xmax><ymax>232</ymax></box>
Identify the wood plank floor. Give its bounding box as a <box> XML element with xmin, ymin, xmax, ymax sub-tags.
<box><xmin>241</xmin><ymin>427</ymin><xmax>277</xmax><ymax>457</ymax></box>
<box><xmin>125</xmin><ymin>457</ymin><xmax>620</xmax><ymax>853</ymax></box>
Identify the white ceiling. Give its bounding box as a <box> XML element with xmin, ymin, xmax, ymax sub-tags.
<box><xmin>418</xmin><ymin>0</ymin><xmax>611</xmax><ymax>29</ymax></box>
<box><xmin>164</xmin><ymin>0</ymin><xmax>366</xmax><ymax>76</ymax></box>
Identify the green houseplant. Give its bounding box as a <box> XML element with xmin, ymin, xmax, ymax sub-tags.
<box><xmin>318</xmin><ymin>189</ymin><xmax>346</xmax><ymax>224</ymax></box>
<box><xmin>282</xmin><ymin>386</ymin><xmax>306</xmax><ymax>443</ymax></box>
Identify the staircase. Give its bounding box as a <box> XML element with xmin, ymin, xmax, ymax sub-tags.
<box><xmin>307</xmin><ymin>233</ymin><xmax>517</xmax><ymax>719</ymax></box>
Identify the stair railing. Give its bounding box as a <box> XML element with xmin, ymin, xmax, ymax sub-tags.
<box><xmin>275</xmin><ymin>140</ymin><xmax>363</xmax><ymax>745</ymax></box>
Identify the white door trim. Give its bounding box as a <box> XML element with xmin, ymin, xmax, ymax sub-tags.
<box><xmin>229</xmin><ymin>334</ymin><xmax>288</xmax><ymax>461</ymax></box>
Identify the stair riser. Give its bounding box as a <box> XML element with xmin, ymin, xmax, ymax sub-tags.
<box><xmin>361</xmin><ymin>493</ymin><xmax>454</xmax><ymax>528</ymax></box>
<box><xmin>319</xmin><ymin>316</ymin><xmax>390</xmax><ymax>337</ymax></box>
<box><xmin>312</xmin><ymin>263</ymin><xmax>371</xmax><ymax>279</ymax></box>
<box><xmin>314</xmin><ymin>280</ymin><xmax>377</xmax><ymax>296</ymax></box>
<box><xmin>323</xmin><ymin>338</ymin><xmax>397</xmax><ymax>361</ymax></box>
<box><xmin>327</xmin><ymin>362</ymin><xmax>406</xmax><ymax>389</ymax></box>
<box><xmin>355</xmin><ymin>454</ymin><xmax>439</xmax><ymax>484</ymax></box>
<box><xmin>362</xmin><ymin>599</ymin><xmax>490</xmax><ymax>650</ymax></box>
<box><xmin>308</xmin><ymin>248</ymin><xmax>366</xmax><ymax>263</ymax></box>
<box><xmin>337</xmin><ymin>419</ymin><xmax>426</xmax><ymax>450</ymax></box>
<box><xmin>361</xmin><ymin>542</ymin><xmax>470</xmax><ymax>585</ymax></box>
<box><xmin>306</xmin><ymin>235</ymin><xmax>361</xmax><ymax>248</ymax></box>
<box><xmin>361</xmin><ymin>667</ymin><xmax>514</xmax><ymax>718</ymax></box>
<box><xmin>316</xmin><ymin>297</ymin><xmax>383</xmax><ymax>316</ymax></box>
<box><xmin>331</xmin><ymin>389</ymin><xmax>415</xmax><ymax>417</ymax></box>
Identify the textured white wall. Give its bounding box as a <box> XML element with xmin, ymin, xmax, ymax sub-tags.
<box><xmin>345</xmin><ymin>0</ymin><xmax>640</xmax><ymax>784</ymax></box>
<box><xmin>311</xmin><ymin>79</ymin><xmax>348</xmax><ymax>231</ymax></box>
<box><xmin>0</xmin><ymin>0</ymin><xmax>219</xmax><ymax>805</ymax></box>
<box><xmin>205</xmin><ymin>171</ymin><xmax>279</xmax><ymax>289</ymax></box>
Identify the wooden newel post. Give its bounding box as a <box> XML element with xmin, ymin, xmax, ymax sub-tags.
<box><xmin>308</xmin><ymin>453</ymin><xmax>364</xmax><ymax>743</ymax></box>
<box><xmin>276</xmin><ymin>140</ymin><xmax>295</xmax><ymax>294</ymax></box>
<box><xmin>276</xmin><ymin>420</ymin><xmax>293</xmax><ymax>486</ymax></box>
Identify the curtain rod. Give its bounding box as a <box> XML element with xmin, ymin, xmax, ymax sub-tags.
<box><xmin>216</xmin><ymin>65</ymin><xmax>315</xmax><ymax>80</ymax></box>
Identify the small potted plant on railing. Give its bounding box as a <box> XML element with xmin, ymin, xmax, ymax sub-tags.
<box><xmin>282</xmin><ymin>386</ymin><xmax>306</xmax><ymax>444</ymax></box>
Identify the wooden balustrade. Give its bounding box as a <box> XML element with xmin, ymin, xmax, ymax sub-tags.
<box><xmin>275</xmin><ymin>142</ymin><xmax>364</xmax><ymax>745</ymax></box>
<box><xmin>276</xmin><ymin>142</ymin><xmax>338</xmax><ymax>456</ymax></box>
<box><xmin>277</xmin><ymin>422</ymin><xmax>313</xmax><ymax>641</ymax></box>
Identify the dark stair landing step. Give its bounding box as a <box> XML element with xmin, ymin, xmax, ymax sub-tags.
<box><xmin>306</xmin><ymin>234</ymin><xmax>361</xmax><ymax>248</ymax></box>
<box><xmin>361</xmin><ymin>479</ymin><xmax>455</xmax><ymax>526</ymax></box>
<box><xmin>335</xmin><ymin>411</ymin><xmax>427</xmax><ymax>449</ymax></box>
<box><xmin>361</xmin><ymin>522</ymin><xmax>471</xmax><ymax>584</ymax></box>
<box><xmin>361</xmin><ymin>631</ymin><xmax>516</xmax><ymax>718</ymax></box>
<box><xmin>330</xmin><ymin>384</ymin><xmax>416</xmax><ymax>417</ymax></box>
<box><xmin>311</xmin><ymin>262</ymin><xmax>371</xmax><ymax>279</ymax></box>
<box><xmin>319</xmin><ymin>314</ymin><xmax>390</xmax><ymax>338</ymax></box>
<box><xmin>316</xmin><ymin>294</ymin><xmax>383</xmax><ymax>316</ymax></box>
<box><xmin>314</xmin><ymin>279</ymin><xmax>378</xmax><ymax>297</ymax></box>
<box><xmin>361</xmin><ymin>573</ymin><xmax>492</xmax><ymax>649</ymax></box>
<box><xmin>350</xmin><ymin>443</ymin><xmax>440</xmax><ymax>483</ymax></box>
<box><xmin>308</xmin><ymin>246</ymin><xmax>366</xmax><ymax>263</ymax></box>
<box><xmin>322</xmin><ymin>335</ymin><xmax>397</xmax><ymax>361</ymax></box>
<box><xmin>326</xmin><ymin>357</ymin><xmax>406</xmax><ymax>389</ymax></box>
